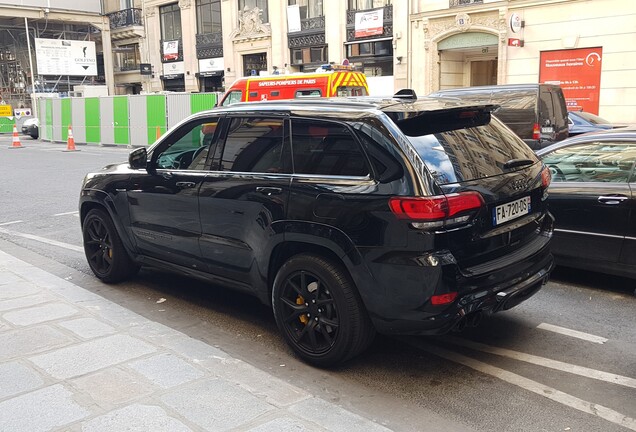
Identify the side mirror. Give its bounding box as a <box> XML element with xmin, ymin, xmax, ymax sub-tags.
<box><xmin>129</xmin><ymin>147</ymin><xmax>148</xmax><ymax>170</ymax></box>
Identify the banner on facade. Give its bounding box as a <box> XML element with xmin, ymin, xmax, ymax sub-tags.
<box><xmin>287</xmin><ymin>5</ymin><xmax>301</xmax><ymax>33</ymax></box>
<box><xmin>354</xmin><ymin>9</ymin><xmax>383</xmax><ymax>38</ymax></box>
<box><xmin>163</xmin><ymin>40</ymin><xmax>179</xmax><ymax>61</ymax></box>
<box><xmin>34</xmin><ymin>39</ymin><xmax>97</xmax><ymax>76</ymax></box>
<box><xmin>539</xmin><ymin>47</ymin><xmax>603</xmax><ymax>114</ymax></box>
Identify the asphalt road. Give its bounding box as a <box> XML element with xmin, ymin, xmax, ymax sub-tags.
<box><xmin>1</xmin><ymin>135</ymin><xmax>635</xmax><ymax>432</ymax></box>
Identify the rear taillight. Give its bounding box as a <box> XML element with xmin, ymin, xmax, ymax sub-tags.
<box><xmin>431</xmin><ymin>292</ymin><xmax>458</xmax><ymax>305</ymax></box>
<box><xmin>541</xmin><ymin>165</ymin><xmax>551</xmax><ymax>188</ymax></box>
<box><xmin>533</xmin><ymin>123</ymin><xmax>541</xmax><ymax>141</ymax></box>
<box><xmin>389</xmin><ymin>192</ymin><xmax>484</xmax><ymax>229</ymax></box>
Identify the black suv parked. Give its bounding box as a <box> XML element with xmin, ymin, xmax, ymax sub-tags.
<box><xmin>80</xmin><ymin>94</ymin><xmax>554</xmax><ymax>366</ymax></box>
<box><xmin>430</xmin><ymin>84</ymin><xmax>569</xmax><ymax>150</ymax></box>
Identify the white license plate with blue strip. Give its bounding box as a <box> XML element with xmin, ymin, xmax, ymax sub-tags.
<box><xmin>493</xmin><ymin>196</ymin><xmax>531</xmax><ymax>226</ymax></box>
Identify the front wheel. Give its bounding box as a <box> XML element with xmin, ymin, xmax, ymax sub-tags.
<box><xmin>82</xmin><ymin>208</ymin><xmax>139</xmax><ymax>283</ymax></box>
<box><xmin>272</xmin><ymin>254</ymin><xmax>375</xmax><ymax>367</ymax></box>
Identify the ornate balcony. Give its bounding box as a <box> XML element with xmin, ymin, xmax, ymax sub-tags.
<box><xmin>196</xmin><ymin>32</ymin><xmax>224</xmax><ymax>59</ymax></box>
<box><xmin>107</xmin><ymin>8</ymin><xmax>144</xmax><ymax>41</ymax></box>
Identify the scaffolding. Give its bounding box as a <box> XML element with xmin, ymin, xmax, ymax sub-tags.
<box><xmin>0</xmin><ymin>20</ymin><xmax>105</xmax><ymax>110</ymax></box>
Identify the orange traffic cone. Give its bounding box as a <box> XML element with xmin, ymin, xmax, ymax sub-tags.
<box><xmin>8</xmin><ymin>124</ymin><xmax>23</xmax><ymax>149</ymax></box>
<box><xmin>64</xmin><ymin>124</ymin><xmax>79</xmax><ymax>152</ymax></box>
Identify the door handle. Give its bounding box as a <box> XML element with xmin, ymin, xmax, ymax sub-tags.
<box><xmin>176</xmin><ymin>181</ymin><xmax>196</xmax><ymax>189</ymax></box>
<box><xmin>256</xmin><ymin>186</ymin><xmax>282</xmax><ymax>196</ymax></box>
<box><xmin>597</xmin><ymin>195</ymin><xmax>628</xmax><ymax>205</ymax></box>
<box><xmin>161</xmin><ymin>172</ymin><xmax>173</xmax><ymax>180</ymax></box>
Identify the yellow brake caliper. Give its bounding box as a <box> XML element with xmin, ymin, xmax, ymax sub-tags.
<box><xmin>296</xmin><ymin>296</ymin><xmax>308</xmax><ymax>324</ymax></box>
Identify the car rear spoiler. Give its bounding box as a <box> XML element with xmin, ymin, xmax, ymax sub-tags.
<box><xmin>385</xmin><ymin>105</ymin><xmax>498</xmax><ymax>136</ymax></box>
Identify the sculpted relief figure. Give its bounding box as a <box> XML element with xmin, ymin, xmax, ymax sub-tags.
<box><xmin>235</xmin><ymin>6</ymin><xmax>269</xmax><ymax>38</ymax></box>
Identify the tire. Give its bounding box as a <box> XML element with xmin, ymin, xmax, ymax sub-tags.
<box><xmin>272</xmin><ymin>254</ymin><xmax>375</xmax><ymax>367</ymax></box>
<box><xmin>82</xmin><ymin>208</ymin><xmax>139</xmax><ymax>283</ymax></box>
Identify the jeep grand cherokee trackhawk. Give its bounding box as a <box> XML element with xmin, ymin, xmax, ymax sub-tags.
<box><xmin>80</xmin><ymin>92</ymin><xmax>554</xmax><ymax>367</ymax></box>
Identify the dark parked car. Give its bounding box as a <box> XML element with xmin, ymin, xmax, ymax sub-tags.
<box><xmin>537</xmin><ymin>128</ymin><xmax>636</xmax><ymax>279</ymax></box>
<box><xmin>430</xmin><ymin>84</ymin><xmax>569</xmax><ymax>150</ymax></box>
<box><xmin>567</xmin><ymin>110</ymin><xmax>619</xmax><ymax>136</ymax></box>
<box><xmin>21</xmin><ymin>117</ymin><xmax>39</xmax><ymax>139</ymax></box>
<box><xmin>80</xmin><ymin>95</ymin><xmax>554</xmax><ymax>366</ymax></box>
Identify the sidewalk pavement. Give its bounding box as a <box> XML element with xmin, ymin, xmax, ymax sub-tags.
<box><xmin>0</xmin><ymin>249</ymin><xmax>393</xmax><ymax>432</ymax></box>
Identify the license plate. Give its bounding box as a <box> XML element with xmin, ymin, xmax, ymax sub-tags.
<box><xmin>493</xmin><ymin>196</ymin><xmax>531</xmax><ymax>226</ymax></box>
<box><xmin>541</xmin><ymin>126</ymin><xmax>553</xmax><ymax>134</ymax></box>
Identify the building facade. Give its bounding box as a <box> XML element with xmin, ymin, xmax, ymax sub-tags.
<box><xmin>133</xmin><ymin>0</ymin><xmax>403</xmax><ymax>95</ymax></box>
<box><xmin>100</xmin><ymin>0</ymin><xmax>635</xmax><ymax>123</ymax></box>
<box><xmin>408</xmin><ymin>0</ymin><xmax>636</xmax><ymax>123</ymax></box>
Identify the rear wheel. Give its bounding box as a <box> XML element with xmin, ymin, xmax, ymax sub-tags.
<box><xmin>272</xmin><ymin>254</ymin><xmax>375</xmax><ymax>367</ymax></box>
<box><xmin>82</xmin><ymin>208</ymin><xmax>139</xmax><ymax>283</ymax></box>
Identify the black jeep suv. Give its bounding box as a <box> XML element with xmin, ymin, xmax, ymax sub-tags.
<box><xmin>80</xmin><ymin>94</ymin><xmax>554</xmax><ymax>366</ymax></box>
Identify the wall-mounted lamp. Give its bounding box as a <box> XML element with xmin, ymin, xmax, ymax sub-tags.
<box><xmin>396</xmin><ymin>56</ymin><xmax>403</xmax><ymax>65</ymax></box>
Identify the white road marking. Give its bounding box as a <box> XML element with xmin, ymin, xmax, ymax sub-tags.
<box><xmin>0</xmin><ymin>220</ymin><xmax>23</xmax><ymax>226</ymax></box>
<box><xmin>538</xmin><ymin>323</ymin><xmax>608</xmax><ymax>344</ymax></box>
<box><xmin>446</xmin><ymin>336</ymin><xmax>636</xmax><ymax>389</ymax></box>
<box><xmin>408</xmin><ymin>340</ymin><xmax>636</xmax><ymax>431</ymax></box>
<box><xmin>53</xmin><ymin>211</ymin><xmax>79</xmax><ymax>217</ymax></box>
<box><xmin>0</xmin><ymin>227</ymin><xmax>83</xmax><ymax>253</ymax></box>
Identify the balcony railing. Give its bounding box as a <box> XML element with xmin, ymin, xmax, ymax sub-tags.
<box><xmin>449</xmin><ymin>0</ymin><xmax>483</xmax><ymax>7</ymax></box>
<box><xmin>196</xmin><ymin>32</ymin><xmax>223</xmax><ymax>59</ymax></box>
<box><xmin>108</xmin><ymin>8</ymin><xmax>142</xmax><ymax>29</ymax></box>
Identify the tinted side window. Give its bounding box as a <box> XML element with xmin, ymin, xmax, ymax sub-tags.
<box><xmin>155</xmin><ymin>118</ymin><xmax>220</xmax><ymax>170</ymax></box>
<box><xmin>291</xmin><ymin>119</ymin><xmax>370</xmax><ymax>176</ymax></box>
<box><xmin>219</xmin><ymin>117</ymin><xmax>290</xmax><ymax>173</ymax></box>
<box><xmin>542</xmin><ymin>142</ymin><xmax>636</xmax><ymax>183</ymax></box>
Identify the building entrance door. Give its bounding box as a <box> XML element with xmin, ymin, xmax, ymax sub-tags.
<box><xmin>470</xmin><ymin>59</ymin><xmax>498</xmax><ymax>86</ymax></box>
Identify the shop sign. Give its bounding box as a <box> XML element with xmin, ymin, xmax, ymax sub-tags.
<box><xmin>162</xmin><ymin>61</ymin><xmax>185</xmax><ymax>78</ymax></box>
<box><xmin>540</xmin><ymin>47</ymin><xmax>603</xmax><ymax>114</ymax></box>
<box><xmin>354</xmin><ymin>9</ymin><xmax>383</xmax><ymax>38</ymax></box>
<box><xmin>198</xmin><ymin>57</ymin><xmax>225</xmax><ymax>74</ymax></box>
<box><xmin>509</xmin><ymin>13</ymin><xmax>523</xmax><ymax>33</ymax></box>
<box><xmin>140</xmin><ymin>63</ymin><xmax>152</xmax><ymax>75</ymax></box>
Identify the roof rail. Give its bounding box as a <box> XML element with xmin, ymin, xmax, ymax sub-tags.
<box><xmin>394</xmin><ymin>89</ymin><xmax>417</xmax><ymax>100</ymax></box>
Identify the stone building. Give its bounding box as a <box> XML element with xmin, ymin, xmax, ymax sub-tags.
<box><xmin>101</xmin><ymin>0</ymin><xmax>634</xmax><ymax>122</ymax></box>
<box><xmin>408</xmin><ymin>0</ymin><xmax>636</xmax><ymax>123</ymax></box>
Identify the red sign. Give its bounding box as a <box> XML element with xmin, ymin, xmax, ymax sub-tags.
<box><xmin>508</xmin><ymin>38</ymin><xmax>523</xmax><ymax>47</ymax></box>
<box><xmin>539</xmin><ymin>47</ymin><xmax>603</xmax><ymax>114</ymax></box>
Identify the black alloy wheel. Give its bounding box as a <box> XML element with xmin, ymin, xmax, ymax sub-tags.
<box><xmin>82</xmin><ymin>208</ymin><xmax>139</xmax><ymax>283</ymax></box>
<box><xmin>272</xmin><ymin>254</ymin><xmax>375</xmax><ymax>367</ymax></box>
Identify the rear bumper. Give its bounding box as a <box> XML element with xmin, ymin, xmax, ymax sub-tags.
<box><xmin>369</xmin><ymin>240</ymin><xmax>554</xmax><ymax>336</ymax></box>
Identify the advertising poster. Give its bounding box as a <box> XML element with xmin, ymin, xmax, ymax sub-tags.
<box><xmin>287</xmin><ymin>5</ymin><xmax>301</xmax><ymax>33</ymax></box>
<box><xmin>34</xmin><ymin>39</ymin><xmax>97</xmax><ymax>76</ymax></box>
<box><xmin>163</xmin><ymin>40</ymin><xmax>179</xmax><ymax>61</ymax></box>
<box><xmin>354</xmin><ymin>9</ymin><xmax>383</xmax><ymax>38</ymax></box>
<box><xmin>539</xmin><ymin>47</ymin><xmax>603</xmax><ymax>114</ymax></box>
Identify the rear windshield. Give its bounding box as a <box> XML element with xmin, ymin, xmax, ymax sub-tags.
<box><xmin>408</xmin><ymin>119</ymin><xmax>538</xmax><ymax>185</ymax></box>
<box><xmin>574</xmin><ymin>111</ymin><xmax>611</xmax><ymax>125</ymax></box>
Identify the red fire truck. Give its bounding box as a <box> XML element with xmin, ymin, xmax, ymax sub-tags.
<box><xmin>219</xmin><ymin>64</ymin><xmax>369</xmax><ymax>106</ymax></box>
